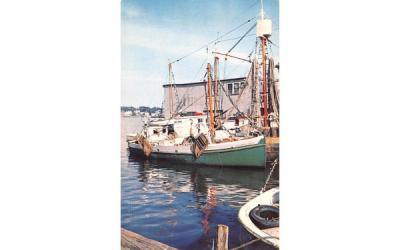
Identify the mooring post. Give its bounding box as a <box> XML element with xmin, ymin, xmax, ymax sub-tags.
<box><xmin>217</xmin><ymin>224</ymin><xmax>229</xmax><ymax>250</ymax></box>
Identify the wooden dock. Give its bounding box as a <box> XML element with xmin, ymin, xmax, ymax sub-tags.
<box><xmin>121</xmin><ymin>228</ymin><xmax>177</xmax><ymax>250</ymax></box>
<box><xmin>266</xmin><ymin>137</ymin><xmax>279</xmax><ymax>145</ymax></box>
<box><xmin>266</xmin><ymin>136</ymin><xmax>279</xmax><ymax>164</ymax></box>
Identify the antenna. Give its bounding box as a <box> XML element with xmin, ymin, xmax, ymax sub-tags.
<box><xmin>260</xmin><ymin>0</ymin><xmax>264</xmax><ymax>20</ymax></box>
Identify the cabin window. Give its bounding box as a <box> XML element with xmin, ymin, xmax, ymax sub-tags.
<box><xmin>240</xmin><ymin>81</ymin><xmax>245</xmax><ymax>89</ymax></box>
<box><xmin>234</xmin><ymin>82</ymin><xmax>240</xmax><ymax>95</ymax></box>
<box><xmin>227</xmin><ymin>82</ymin><xmax>241</xmax><ymax>95</ymax></box>
<box><xmin>228</xmin><ymin>83</ymin><xmax>233</xmax><ymax>95</ymax></box>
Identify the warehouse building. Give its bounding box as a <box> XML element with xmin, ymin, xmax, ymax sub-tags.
<box><xmin>162</xmin><ymin>77</ymin><xmax>252</xmax><ymax>119</ymax></box>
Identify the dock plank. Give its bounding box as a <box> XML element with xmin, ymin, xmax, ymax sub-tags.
<box><xmin>121</xmin><ymin>228</ymin><xmax>177</xmax><ymax>250</ymax></box>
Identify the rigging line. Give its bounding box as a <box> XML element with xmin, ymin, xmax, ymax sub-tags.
<box><xmin>176</xmin><ymin>57</ymin><xmax>207</xmax><ymax>110</ymax></box>
<box><xmin>223</xmin><ymin>58</ymin><xmax>227</xmax><ymax>79</ymax></box>
<box><xmin>232</xmin><ymin>0</ymin><xmax>258</xmax><ymax>21</ymax></box>
<box><xmin>170</xmin><ymin>17</ymin><xmax>256</xmax><ymax>64</ymax></box>
<box><xmin>220</xmin><ymin>80</ymin><xmax>252</xmax><ymax>123</ymax></box>
<box><xmin>214</xmin><ymin>33</ymin><xmax>256</xmax><ymax>44</ymax></box>
<box><xmin>193</xmin><ymin>57</ymin><xmax>208</xmax><ymax>82</ymax></box>
<box><xmin>268</xmin><ymin>42</ymin><xmax>275</xmax><ymax>59</ymax></box>
<box><xmin>178</xmin><ymin>93</ymin><xmax>206</xmax><ymax>114</ymax></box>
<box><xmin>226</xmin><ymin>66</ymin><xmax>240</xmax><ymax>79</ymax></box>
<box><xmin>210</xmin><ymin>17</ymin><xmax>256</xmax><ymax>44</ymax></box>
<box><xmin>227</xmin><ymin>23</ymin><xmax>257</xmax><ymax>55</ymax></box>
<box><xmin>226</xmin><ymin>63</ymin><xmax>244</xmax><ymax>78</ymax></box>
<box><xmin>220</xmin><ymin>67</ymin><xmax>253</xmax><ymax>122</ymax></box>
<box><xmin>222</xmin><ymin>46</ymin><xmax>255</xmax><ymax>79</ymax></box>
<box><xmin>268</xmin><ymin>38</ymin><xmax>279</xmax><ymax>48</ymax></box>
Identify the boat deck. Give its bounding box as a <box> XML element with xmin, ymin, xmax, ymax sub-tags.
<box><xmin>262</xmin><ymin>227</ymin><xmax>279</xmax><ymax>239</ymax></box>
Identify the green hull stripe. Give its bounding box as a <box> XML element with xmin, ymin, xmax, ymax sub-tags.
<box><xmin>130</xmin><ymin>137</ymin><xmax>266</xmax><ymax>168</ymax></box>
<box><xmin>151</xmin><ymin>144</ymin><xmax>266</xmax><ymax>168</ymax></box>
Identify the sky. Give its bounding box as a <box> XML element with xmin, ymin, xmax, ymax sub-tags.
<box><xmin>121</xmin><ymin>0</ymin><xmax>279</xmax><ymax>107</ymax></box>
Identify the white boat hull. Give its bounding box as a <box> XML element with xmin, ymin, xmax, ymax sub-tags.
<box><xmin>238</xmin><ymin>188</ymin><xmax>280</xmax><ymax>248</ymax></box>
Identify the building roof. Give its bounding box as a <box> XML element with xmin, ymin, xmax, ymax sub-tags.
<box><xmin>162</xmin><ymin>77</ymin><xmax>246</xmax><ymax>87</ymax></box>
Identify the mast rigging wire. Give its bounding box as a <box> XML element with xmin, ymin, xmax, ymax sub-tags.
<box><xmin>170</xmin><ymin>17</ymin><xmax>256</xmax><ymax>64</ymax></box>
<box><xmin>214</xmin><ymin>34</ymin><xmax>256</xmax><ymax>44</ymax></box>
<box><xmin>193</xmin><ymin>57</ymin><xmax>208</xmax><ymax>82</ymax></box>
<box><xmin>227</xmin><ymin>23</ymin><xmax>256</xmax><ymax>55</ymax></box>
<box><xmin>268</xmin><ymin>38</ymin><xmax>279</xmax><ymax>48</ymax></box>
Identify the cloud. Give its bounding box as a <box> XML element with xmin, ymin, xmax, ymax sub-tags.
<box><xmin>122</xmin><ymin>22</ymin><xmax>210</xmax><ymax>59</ymax></box>
<box><xmin>123</xmin><ymin>23</ymin><xmax>256</xmax><ymax>74</ymax></box>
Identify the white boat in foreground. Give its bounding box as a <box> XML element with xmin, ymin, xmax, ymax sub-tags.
<box><xmin>238</xmin><ymin>187</ymin><xmax>279</xmax><ymax>248</ymax></box>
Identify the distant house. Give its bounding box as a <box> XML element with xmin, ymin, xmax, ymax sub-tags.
<box><xmin>163</xmin><ymin>77</ymin><xmax>253</xmax><ymax>119</ymax></box>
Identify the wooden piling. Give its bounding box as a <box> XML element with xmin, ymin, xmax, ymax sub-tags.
<box><xmin>217</xmin><ymin>224</ymin><xmax>229</xmax><ymax>250</ymax></box>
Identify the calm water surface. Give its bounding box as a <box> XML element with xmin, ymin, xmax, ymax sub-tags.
<box><xmin>121</xmin><ymin>116</ymin><xmax>278</xmax><ymax>250</ymax></box>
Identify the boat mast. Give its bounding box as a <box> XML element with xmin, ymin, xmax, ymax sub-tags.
<box><xmin>168</xmin><ymin>62</ymin><xmax>174</xmax><ymax>118</ymax></box>
<box><xmin>257</xmin><ymin>0</ymin><xmax>272</xmax><ymax>129</ymax></box>
<box><xmin>207</xmin><ymin>63</ymin><xmax>215</xmax><ymax>136</ymax></box>
<box><xmin>261</xmin><ymin>37</ymin><xmax>268</xmax><ymax>128</ymax></box>
<box><xmin>213</xmin><ymin>56</ymin><xmax>219</xmax><ymax>116</ymax></box>
<box><xmin>252</xmin><ymin>56</ymin><xmax>261</xmax><ymax>127</ymax></box>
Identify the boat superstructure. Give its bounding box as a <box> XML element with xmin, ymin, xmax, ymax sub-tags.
<box><xmin>127</xmin><ymin>113</ymin><xmax>266</xmax><ymax>167</ymax></box>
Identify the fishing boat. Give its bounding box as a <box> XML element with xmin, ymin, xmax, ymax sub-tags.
<box><xmin>127</xmin><ymin>1</ymin><xmax>279</xmax><ymax>168</ymax></box>
<box><xmin>127</xmin><ymin>60</ymin><xmax>267</xmax><ymax>168</ymax></box>
<box><xmin>238</xmin><ymin>187</ymin><xmax>279</xmax><ymax>248</ymax></box>
<box><xmin>128</xmin><ymin>134</ymin><xmax>265</xmax><ymax>167</ymax></box>
<box><xmin>127</xmin><ymin>113</ymin><xmax>266</xmax><ymax>167</ymax></box>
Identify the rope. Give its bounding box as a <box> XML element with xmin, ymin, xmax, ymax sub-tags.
<box><xmin>230</xmin><ymin>238</ymin><xmax>260</xmax><ymax>250</ymax></box>
<box><xmin>268</xmin><ymin>58</ymin><xmax>279</xmax><ymax>124</ymax></box>
<box><xmin>261</xmin><ymin>158</ymin><xmax>278</xmax><ymax>193</ymax></box>
<box><xmin>230</xmin><ymin>235</ymin><xmax>279</xmax><ymax>250</ymax></box>
<box><xmin>220</xmin><ymin>65</ymin><xmax>254</xmax><ymax>124</ymax></box>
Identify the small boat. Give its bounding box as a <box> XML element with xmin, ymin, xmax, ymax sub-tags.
<box><xmin>238</xmin><ymin>188</ymin><xmax>279</xmax><ymax>248</ymax></box>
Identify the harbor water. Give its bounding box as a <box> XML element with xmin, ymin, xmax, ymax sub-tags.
<box><xmin>121</xmin><ymin>116</ymin><xmax>279</xmax><ymax>249</ymax></box>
